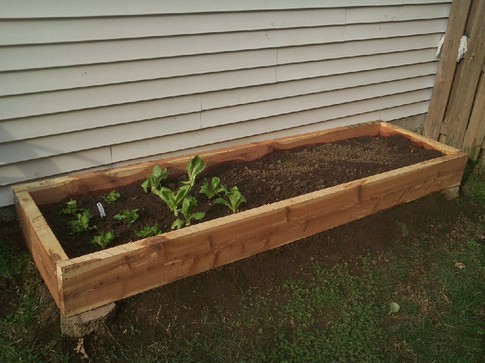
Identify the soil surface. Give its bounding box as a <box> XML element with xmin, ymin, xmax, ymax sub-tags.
<box><xmin>39</xmin><ymin>135</ymin><xmax>443</xmax><ymax>258</ymax></box>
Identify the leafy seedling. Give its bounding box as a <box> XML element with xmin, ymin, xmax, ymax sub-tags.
<box><xmin>114</xmin><ymin>209</ymin><xmax>139</xmax><ymax>225</ymax></box>
<box><xmin>182</xmin><ymin>155</ymin><xmax>206</xmax><ymax>188</ymax></box>
<box><xmin>199</xmin><ymin>177</ymin><xmax>226</xmax><ymax>199</ymax></box>
<box><xmin>142</xmin><ymin>165</ymin><xmax>168</xmax><ymax>193</ymax></box>
<box><xmin>92</xmin><ymin>231</ymin><xmax>115</xmax><ymax>249</ymax></box>
<box><xmin>69</xmin><ymin>210</ymin><xmax>95</xmax><ymax>235</ymax></box>
<box><xmin>135</xmin><ymin>225</ymin><xmax>163</xmax><ymax>238</ymax></box>
<box><xmin>59</xmin><ymin>199</ymin><xmax>80</xmax><ymax>215</ymax></box>
<box><xmin>214</xmin><ymin>186</ymin><xmax>246</xmax><ymax>213</ymax></box>
<box><xmin>158</xmin><ymin>185</ymin><xmax>191</xmax><ymax>217</ymax></box>
<box><xmin>171</xmin><ymin>196</ymin><xmax>205</xmax><ymax>230</ymax></box>
<box><xmin>103</xmin><ymin>190</ymin><xmax>120</xmax><ymax>204</ymax></box>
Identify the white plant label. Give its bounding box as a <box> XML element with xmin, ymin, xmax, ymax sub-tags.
<box><xmin>97</xmin><ymin>202</ymin><xmax>106</xmax><ymax>218</ymax></box>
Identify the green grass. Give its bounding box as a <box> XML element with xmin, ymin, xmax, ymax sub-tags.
<box><xmin>0</xmin><ymin>236</ymin><xmax>30</xmax><ymax>280</ymax></box>
<box><xmin>0</xmin><ymin>226</ymin><xmax>71</xmax><ymax>362</ymax></box>
<box><xmin>99</xmin><ymin>233</ymin><xmax>483</xmax><ymax>363</ymax></box>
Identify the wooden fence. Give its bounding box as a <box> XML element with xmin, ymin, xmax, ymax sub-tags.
<box><xmin>424</xmin><ymin>0</ymin><xmax>485</xmax><ymax>169</ymax></box>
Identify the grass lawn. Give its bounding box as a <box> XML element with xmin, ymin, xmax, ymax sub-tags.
<box><xmin>1</xmin><ymin>165</ymin><xmax>484</xmax><ymax>362</ymax></box>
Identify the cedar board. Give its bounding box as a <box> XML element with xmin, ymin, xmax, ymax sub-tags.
<box><xmin>13</xmin><ymin>122</ymin><xmax>468</xmax><ymax>317</ymax></box>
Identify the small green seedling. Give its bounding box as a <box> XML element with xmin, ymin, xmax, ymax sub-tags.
<box><xmin>171</xmin><ymin>196</ymin><xmax>206</xmax><ymax>230</ymax></box>
<box><xmin>92</xmin><ymin>231</ymin><xmax>115</xmax><ymax>249</ymax></box>
<box><xmin>158</xmin><ymin>185</ymin><xmax>191</xmax><ymax>217</ymax></box>
<box><xmin>114</xmin><ymin>209</ymin><xmax>139</xmax><ymax>225</ymax></box>
<box><xmin>103</xmin><ymin>190</ymin><xmax>120</xmax><ymax>204</ymax></box>
<box><xmin>59</xmin><ymin>199</ymin><xmax>80</xmax><ymax>215</ymax></box>
<box><xmin>135</xmin><ymin>225</ymin><xmax>163</xmax><ymax>238</ymax></box>
<box><xmin>182</xmin><ymin>155</ymin><xmax>206</xmax><ymax>188</ymax></box>
<box><xmin>69</xmin><ymin>210</ymin><xmax>95</xmax><ymax>235</ymax></box>
<box><xmin>214</xmin><ymin>186</ymin><xmax>246</xmax><ymax>213</ymax></box>
<box><xmin>199</xmin><ymin>177</ymin><xmax>226</xmax><ymax>199</ymax></box>
<box><xmin>142</xmin><ymin>165</ymin><xmax>168</xmax><ymax>193</ymax></box>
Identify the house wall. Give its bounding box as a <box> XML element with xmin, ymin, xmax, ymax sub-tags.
<box><xmin>0</xmin><ymin>0</ymin><xmax>452</xmax><ymax>206</ymax></box>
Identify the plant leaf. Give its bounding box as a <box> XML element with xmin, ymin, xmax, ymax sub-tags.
<box><xmin>192</xmin><ymin>211</ymin><xmax>206</xmax><ymax>221</ymax></box>
<box><xmin>388</xmin><ymin>302</ymin><xmax>400</xmax><ymax>314</ymax></box>
<box><xmin>171</xmin><ymin>219</ymin><xmax>185</xmax><ymax>230</ymax></box>
<box><xmin>185</xmin><ymin>155</ymin><xmax>206</xmax><ymax>186</ymax></box>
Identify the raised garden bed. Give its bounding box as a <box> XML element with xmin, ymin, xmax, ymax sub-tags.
<box><xmin>14</xmin><ymin>122</ymin><xmax>467</xmax><ymax>317</ymax></box>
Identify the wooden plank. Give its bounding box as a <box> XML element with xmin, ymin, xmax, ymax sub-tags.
<box><xmin>13</xmin><ymin>191</ymin><xmax>67</xmax><ymax>308</ymax></box>
<box><xmin>56</xmin><ymin>146</ymin><xmax>466</xmax><ymax>317</ymax></box>
<box><xmin>424</xmin><ymin>0</ymin><xmax>473</xmax><ymax>139</ymax></box>
<box><xmin>443</xmin><ymin>0</ymin><xmax>485</xmax><ymax>148</ymax></box>
<box><xmin>13</xmin><ymin>121</ymin><xmax>465</xmax><ymax>316</ymax></box>
<box><xmin>379</xmin><ymin>122</ymin><xmax>463</xmax><ymax>155</ymax></box>
<box><xmin>462</xmin><ymin>69</ymin><xmax>485</xmax><ymax>159</ymax></box>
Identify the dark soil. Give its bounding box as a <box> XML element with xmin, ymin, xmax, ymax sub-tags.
<box><xmin>39</xmin><ymin>135</ymin><xmax>443</xmax><ymax>258</ymax></box>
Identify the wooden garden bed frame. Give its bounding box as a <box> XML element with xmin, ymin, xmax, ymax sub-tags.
<box><xmin>14</xmin><ymin>122</ymin><xmax>467</xmax><ymax>317</ymax></box>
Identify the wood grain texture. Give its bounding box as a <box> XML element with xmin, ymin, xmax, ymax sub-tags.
<box><xmin>442</xmin><ymin>0</ymin><xmax>485</xmax><ymax>149</ymax></box>
<box><xmin>14</xmin><ymin>191</ymin><xmax>68</xmax><ymax>308</ymax></box>
<box><xmin>424</xmin><ymin>0</ymin><xmax>473</xmax><ymax>139</ymax></box>
<box><xmin>14</xmin><ymin>122</ymin><xmax>466</xmax><ymax>317</ymax></box>
<box><xmin>57</xmin><ymin>140</ymin><xmax>466</xmax><ymax>316</ymax></box>
<box><xmin>462</xmin><ymin>70</ymin><xmax>485</xmax><ymax>159</ymax></box>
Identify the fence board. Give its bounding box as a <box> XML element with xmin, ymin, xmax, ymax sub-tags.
<box><xmin>442</xmin><ymin>0</ymin><xmax>485</xmax><ymax>148</ymax></box>
<box><xmin>424</xmin><ymin>0</ymin><xmax>485</xmax><ymax>166</ymax></box>
<box><xmin>424</xmin><ymin>0</ymin><xmax>473</xmax><ymax>139</ymax></box>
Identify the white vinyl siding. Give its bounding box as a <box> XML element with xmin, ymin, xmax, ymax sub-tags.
<box><xmin>0</xmin><ymin>1</ymin><xmax>451</xmax><ymax>206</ymax></box>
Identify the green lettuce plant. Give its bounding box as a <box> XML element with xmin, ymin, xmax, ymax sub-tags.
<box><xmin>182</xmin><ymin>155</ymin><xmax>205</xmax><ymax>188</ymax></box>
<box><xmin>92</xmin><ymin>231</ymin><xmax>115</xmax><ymax>249</ymax></box>
<box><xmin>69</xmin><ymin>210</ymin><xmax>95</xmax><ymax>235</ymax></box>
<box><xmin>157</xmin><ymin>185</ymin><xmax>191</xmax><ymax>217</ymax></box>
<box><xmin>135</xmin><ymin>225</ymin><xmax>163</xmax><ymax>238</ymax></box>
<box><xmin>214</xmin><ymin>186</ymin><xmax>246</xmax><ymax>214</ymax></box>
<box><xmin>171</xmin><ymin>196</ymin><xmax>205</xmax><ymax>230</ymax></box>
<box><xmin>59</xmin><ymin>199</ymin><xmax>80</xmax><ymax>215</ymax></box>
<box><xmin>142</xmin><ymin>165</ymin><xmax>168</xmax><ymax>193</ymax></box>
<box><xmin>103</xmin><ymin>190</ymin><xmax>120</xmax><ymax>204</ymax></box>
<box><xmin>199</xmin><ymin>177</ymin><xmax>226</xmax><ymax>200</ymax></box>
<box><xmin>114</xmin><ymin>209</ymin><xmax>139</xmax><ymax>225</ymax></box>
